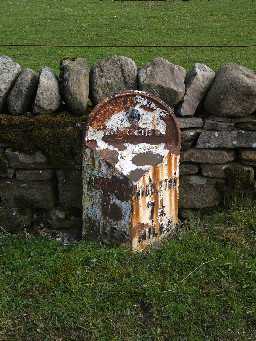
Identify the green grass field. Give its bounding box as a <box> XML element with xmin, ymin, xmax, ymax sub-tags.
<box><xmin>1</xmin><ymin>1</ymin><xmax>256</xmax><ymax>339</ymax></box>
<box><xmin>1</xmin><ymin>200</ymin><xmax>256</xmax><ymax>339</ymax></box>
<box><xmin>0</xmin><ymin>0</ymin><xmax>255</xmax><ymax>71</ymax></box>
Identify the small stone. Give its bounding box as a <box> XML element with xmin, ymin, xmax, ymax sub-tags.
<box><xmin>197</xmin><ymin>131</ymin><xmax>256</xmax><ymax>149</ymax></box>
<box><xmin>0</xmin><ymin>56</ymin><xmax>22</xmax><ymax>112</ymax></box>
<box><xmin>7</xmin><ymin>68</ymin><xmax>38</xmax><ymax>115</ymax></box>
<box><xmin>181</xmin><ymin>129</ymin><xmax>201</xmax><ymax>150</ymax></box>
<box><xmin>60</xmin><ymin>58</ymin><xmax>89</xmax><ymax>115</ymax></box>
<box><xmin>5</xmin><ymin>149</ymin><xmax>48</xmax><ymax>169</ymax></box>
<box><xmin>239</xmin><ymin>149</ymin><xmax>256</xmax><ymax>162</ymax></box>
<box><xmin>204</xmin><ymin>64</ymin><xmax>256</xmax><ymax>117</ymax></box>
<box><xmin>177</xmin><ymin>117</ymin><xmax>204</xmax><ymax>129</ymax></box>
<box><xmin>53</xmin><ymin>208</ymin><xmax>66</xmax><ymax>220</ymax></box>
<box><xmin>224</xmin><ymin>163</ymin><xmax>255</xmax><ymax>192</ymax></box>
<box><xmin>16</xmin><ymin>169</ymin><xmax>54</xmax><ymax>181</ymax></box>
<box><xmin>239</xmin><ymin>150</ymin><xmax>256</xmax><ymax>166</ymax></box>
<box><xmin>34</xmin><ymin>67</ymin><xmax>61</xmax><ymax>114</ymax></box>
<box><xmin>91</xmin><ymin>56</ymin><xmax>137</xmax><ymax>104</ymax></box>
<box><xmin>7</xmin><ymin>169</ymin><xmax>15</xmax><ymax>179</ymax></box>
<box><xmin>201</xmin><ymin>164</ymin><xmax>229</xmax><ymax>178</ymax></box>
<box><xmin>48</xmin><ymin>208</ymin><xmax>82</xmax><ymax>230</ymax></box>
<box><xmin>180</xmin><ymin>163</ymin><xmax>199</xmax><ymax>175</ymax></box>
<box><xmin>179</xmin><ymin>63</ymin><xmax>215</xmax><ymax>117</ymax></box>
<box><xmin>182</xmin><ymin>149</ymin><xmax>235</xmax><ymax>164</ymax></box>
<box><xmin>180</xmin><ymin>176</ymin><xmax>222</xmax><ymax>208</ymax></box>
<box><xmin>35</xmin><ymin>226</ymin><xmax>81</xmax><ymax>245</ymax></box>
<box><xmin>0</xmin><ymin>153</ymin><xmax>8</xmax><ymax>177</ymax></box>
<box><xmin>204</xmin><ymin>119</ymin><xmax>234</xmax><ymax>131</ymax></box>
<box><xmin>0</xmin><ymin>179</ymin><xmax>56</xmax><ymax>209</ymax></box>
<box><xmin>138</xmin><ymin>57</ymin><xmax>186</xmax><ymax>106</ymax></box>
<box><xmin>0</xmin><ymin>207</ymin><xmax>32</xmax><ymax>232</ymax></box>
<box><xmin>57</xmin><ymin>169</ymin><xmax>82</xmax><ymax>209</ymax></box>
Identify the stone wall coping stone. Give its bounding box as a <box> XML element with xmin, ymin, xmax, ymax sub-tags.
<box><xmin>1</xmin><ymin>55</ymin><xmax>256</xmax><ymax>235</ymax></box>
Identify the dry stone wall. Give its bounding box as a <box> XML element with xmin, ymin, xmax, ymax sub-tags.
<box><xmin>0</xmin><ymin>114</ymin><xmax>84</xmax><ymax>242</ymax></box>
<box><xmin>0</xmin><ymin>55</ymin><xmax>256</xmax><ymax>239</ymax></box>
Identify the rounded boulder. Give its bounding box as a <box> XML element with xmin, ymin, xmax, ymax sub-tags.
<box><xmin>204</xmin><ymin>64</ymin><xmax>256</xmax><ymax>117</ymax></box>
<box><xmin>60</xmin><ymin>58</ymin><xmax>89</xmax><ymax>115</ymax></box>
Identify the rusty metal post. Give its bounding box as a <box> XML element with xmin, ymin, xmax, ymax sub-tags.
<box><xmin>83</xmin><ymin>90</ymin><xmax>180</xmax><ymax>251</ymax></box>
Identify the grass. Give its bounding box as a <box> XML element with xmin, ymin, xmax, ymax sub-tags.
<box><xmin>0</xmin><ymin>1</ymin><xmax>256</xmax><ymax>339</ymax></box>
<box><xmin>1</xmin><ymin>198</ymin><xmax>256</xmax><ymax>340</ymax></box>
<box><xmin>0</xmin><ymin>0</ymin><xmax>255</xmax><ymax>72</ymax></box>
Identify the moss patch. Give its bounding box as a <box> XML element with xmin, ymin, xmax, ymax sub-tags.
<box><xmin>0</xmin><ymin>114</ymin><xmax>88</xmax><ymax>168</ymax></box>
<box><xmin>0</xmin><ymin>112</ymin><xmax>87</xmax><ymax>129</ymax></box>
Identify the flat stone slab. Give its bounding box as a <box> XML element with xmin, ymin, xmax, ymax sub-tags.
<box><xmin>177</xmin><ymin>117</ymin><xmax>204</xmax><ymax>129</ymax></box>
<box><xmin>180</xmin><ymin>163</ymin><xmax>199</xmax><ymax>175</ymax></box>
<box><xmin>0</xmin><ymin>179</ymin><xmax>56</xmax><ymax>209</ymax></box>
<box><xmin>224</xmin><ymin>163</ymin><xmax>255</xmax><ymax>192</ymax></box>
<box><xmin>182</xmin><ymin>149</ymin><xmax>235</xmax><ymax>164</ymax></box>
<box><xmin>197</xmin><ymin>131</ymin><xmax>256</xmax><ymax>149</ymax></box>
<box><xmin>235</xmin><ymin>120</ymin><xmax>256</xmax><ymax>131</ymax></box>
<box><xmin>204</xmin><ymin>119</ymin><xmax>235</xmax><ymax>131</ymax></box>
<box><xmin>16</xmin><ymin>169</ymin><xmax>54</xmax><ymax>181</ymax></box>
<box><xmin>180</xmin><ymin>176</ymin><xmax>222</xmax><ymax>209</ymax></box>
<box><xmin>5</xmin><ymin>149</ymin><xmax>48</xmax><ymax>169</ymax></box>
<box><xmin>201</xmin><ymin>164</ymin><xmax>229</xmax><ymax>178</ymax></box>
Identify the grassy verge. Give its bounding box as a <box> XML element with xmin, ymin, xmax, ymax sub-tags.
<box><xmin>1</xmin><ymin>199</ymin><xmax>255</xmax><ymax>340</ymax></box>
<box><xmin>0</xmin><ymin>0</ymin><xmax>255</xmax><ymax>71</ymax></box>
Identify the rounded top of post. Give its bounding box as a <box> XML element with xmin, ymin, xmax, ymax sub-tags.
<box><xmin>85</xmin><ymin>90</ymin><xmax>180</xmax><ymax>183</ymax></box>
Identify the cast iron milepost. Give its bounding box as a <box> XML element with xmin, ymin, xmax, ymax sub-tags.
<box><xmin>83</xmin><ymin>90</ymin><xmax>180</xmax><ymax>251</ymax></box>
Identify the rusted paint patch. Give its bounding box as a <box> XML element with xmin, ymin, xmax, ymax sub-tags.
<box><xmin>83</xmin><ymin>90</ymin><xmax>180</xmax><ymax>251</ymax></box>
<box><xmin>132</xmin><ymin>152</ymin><xmax>180</xmax><ymax>251</ymax></box>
